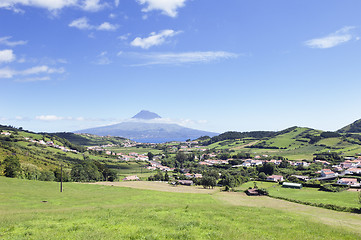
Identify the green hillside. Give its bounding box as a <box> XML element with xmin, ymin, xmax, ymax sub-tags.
<box><xmin>203</xmin><ymin>126</ymin><xmax>361</xmax><ymax>160</ymax></box>
<box><xmin>338</xmin><ymin>118</ymin><xmax>361</xmax><ymax>133</ymax></box>
<box><xmin>0</xmin><ymin>125</ymin><xmax>144</xmax><ymax>180</ymax></box>
<box><xmin>47</xmin><ymin>132</ymin><xmax>128</xmax><ymax>146</ymax></box>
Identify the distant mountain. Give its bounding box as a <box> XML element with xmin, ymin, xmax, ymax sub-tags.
<box><xmin>337</xmin><ymin>119</ymin><xmax>361</xmax><ymax>133</ymax></box>
<box><xmin>74</xmin><ymin>111</ymin><xmax>218</xmax><ymax>143</ymax></box>
<box><xmin>132</xmin><ymin>110</ymin><xmax>161</xmax><ymax>120</ymax></box>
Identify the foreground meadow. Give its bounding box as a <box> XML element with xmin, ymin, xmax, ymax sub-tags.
<box><xmin>0</xmin><ymin>177</ymin><xmax>360</xmax><ymax>239</ymax></box>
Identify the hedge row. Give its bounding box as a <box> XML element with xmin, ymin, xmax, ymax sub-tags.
<box><xmin>269</xmin><ymin>195</ymin><xmax>361</xmax><ymax>214</ymax></box>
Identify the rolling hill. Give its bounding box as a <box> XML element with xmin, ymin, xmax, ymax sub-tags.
<box><xmin>200</xmin><ymin>126</ymin><xmax>361</xmax><ymax>160</ymax></box>
<box><xmin>337</xmin><ymin>118</ymin><xmax>361</xmax><ymax>133</ymax></box>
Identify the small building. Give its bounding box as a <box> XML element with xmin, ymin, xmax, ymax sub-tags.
<box><xmin>345</xmin><ymin>168</ymin><xmax>361</xmax><ymax>175</ymax></box>
<box><xmin>320</xmin><ymin>169</ymin><xmax>336</xmax><ymax>178</ymax></box>
<box><xmin>267</xmin><ymin>175</ymin><xmax>284</xmax><ymax>182</ymax></box>
<box><xmin>184</xmin><ymin>173</ymin><xmax>193</xmax><ymax>178</ymax></box>
<box><xmin>337</xmin><ymin>178</ymin><xmax>358</xmax><ymax>186</ymax></box>
<box><xmin>177</xmin><ymin>180</ymin><xmax>193</xmax><ymax>186</ymax></box>
<box><xmin>282</xmin><ymin>182</ymin><xmax>302</xmax><ymax>189</ymax></box>
<box><xmin>122</xmin><ymin>175</ymin><xmax>140</xmax><ymax>181</ymax></box>
<box><xmin>245</xmin><ymin>188</ymin><xmax>260</xmax><ymax>196</ymax></box>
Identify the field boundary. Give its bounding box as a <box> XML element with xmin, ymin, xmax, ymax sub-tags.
<box><xmin>268</xmin><ymin>194</ymin><xmax>361</xmax><ymax>214</ymax></box>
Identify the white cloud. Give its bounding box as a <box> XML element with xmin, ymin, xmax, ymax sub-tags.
<box><xmin>114</xmin><ymin>0</ymin><xmax>119</xmax><ymax>7</ymax></box>
<box><xmin>94</xmin><ymin>51</ymin><xmax>112</xmax><ymax>65</ymax></box>
<box><xmin>69</xmin><ymin>17</ymin><xmax>93</xmax><ymax>30</ymax></box>
<box><xmin>0</xmin><ymin>49</ymin><xmax>16</xmax><ymax>63</ymax></box>
<box><xmin>0</xmin><ymin>36</ymin><xmax>27</xmax><ymax>47</ymax></box>
<box><xmin>97</xmin><ymin>22</ymin><xmax>118</xmax><ymax>31</ymax></box>
<box><xmin>0</xmin><ymin>67</ymin><xmax>15</xmax><ymax>78</ymax></box>
<box><xmin>69</xmin><ymin>17</ymin><xmax>118</xmax><ymax>31</ymax></box>
<box><xmin>118</xmin><ymin>33</ymin><xmax>130</xmax><ymax>41</ymax></box>
<box><xmin>0</xmin><ymin>65</ymin><xmax>65</xmax><ymax>80</ymax></box>
<box><xmin>126</xmin><ymin>51</ymin><xmax>238</xmax><ymax>65</ymax></box>
<box><xmin>137</xmin><ymin>0</ymin><xmax>187</xmax><ymax>17</ymax></box>
<box><xmin>81</xmin><ymin>0</ymin><xmax>107</xmax><ymax>11</ymax></box>
<box><xmin>305</xmin><ymin>26</ymin><xmax>357</xmax><ymax>49</ymax></box>
<box><xmin>0</xmin><ymin>0</ymin><xmax>78</xmax><ymax>12</ymax></box>
<box><xmin>36</xmin><ymin>115</ymin><xmax>65</xmax><ymax>121</ymax></box>
<box><xmin>35</xmin><ymin>115</ymin><xmax>102</xmax><ymax>122</ymax></box>
<box><xmin>131</xmin><ymin>29</ymin><xmax>181</xmax><ymax>49</ymax></box>
<box><xmin>20</xmin><ymin>65</ymin><xmax>65</xmax><ymax>75</ymax></box>
<box><xmin>0</xmin><ymin>0</ymin><xmax>108</xmax><ymax>12</ymax></box>
<box><xmin>15</xmin><ymin>76</ymin><xmax>51</xmax><ymax>82</ymax></box>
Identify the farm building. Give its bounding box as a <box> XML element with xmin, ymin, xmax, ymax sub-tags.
<box><xmin>282</xmin><ymin>182</ymin><xmax>302</xmax><ymax>189</ymax></box>
<box><xmin>337</xmin><ymin>178</ymin><xmax>358</xmax><ymax>186</ymax></box>
<box><xmin>122</xmin><ymin>175</ymin><xmax>140</xmax><ymax>181</ymax></box>
<box><xmin>267</xmin><ymin>175</ymin><xmax>284</xmax><ymax>182</ymax></box>
<box><xmin>177</xmin><ymin>180</ymin><xmax>193</xmax><ymax>186</ymax></box>
<box><xmin>245</xmin><ymin>188</ymin><xmax>260</xmax><ymax>196</ymax></box>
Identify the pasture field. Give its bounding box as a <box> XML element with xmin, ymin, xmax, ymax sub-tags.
<box><xmin>239</xmin><ymin>181</ymin><xmax>361</xmax><ymax>208</ymax></box>
<box><xmin>1</xmin><ymin>177</ymin><xmax>361</xmax><ymax>239</ymax></box>
<box><xmin>107</xmin><ymin>147</ymin><xmax>163</xmax><ymax>155</ymax></box>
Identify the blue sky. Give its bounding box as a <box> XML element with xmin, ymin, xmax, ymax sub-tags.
<box><xmin>1</xmin><ymin>0</ymin><xmax>361</xmax><ymax>134</ymax></box>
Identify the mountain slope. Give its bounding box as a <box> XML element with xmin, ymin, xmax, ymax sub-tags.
<box><xmin>132</xmin><ymin>110</ymin><xmax>161</xmax><ymax>120</ymax></box>
<box><xmin>75</xmin><ymin>121</ymin><xmax>218</xmax><ymax>142</ymax></box>
<box><xmin>202</xmin><ymin>126</ymin><xmax>361</xmax><ymax>160</ymax></box>
<box><xmin>337</xmin><ymin>119</ymin><xmax>361</xmax><ymax>133</ymax></box>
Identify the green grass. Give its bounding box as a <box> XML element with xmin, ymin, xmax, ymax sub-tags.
<box><xmin>239</xmin><ymin>181</ymin><xmax>361</xmax><ymax>208</ymax></box>
<box><xmin>0</xmin><ymin>177</ymin><xmax>360</xmax><ymax>239</ymax></box>
<box><xmin>108</xmin><ymin>147</ymin><xmax>162</xmax><ymax>155</ymax></box>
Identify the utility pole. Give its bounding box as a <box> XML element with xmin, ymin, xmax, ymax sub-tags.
<box><xmin>60</xmin><ymin>163</ymin><xmax>63</xmax><ymax>192</ymax></box>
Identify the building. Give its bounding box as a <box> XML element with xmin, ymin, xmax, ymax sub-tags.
<box><xmin>177</xmin><ymin>180</ymin><xmax>193</xmax><ymax>186</ymax></box>
<box><xmin>337</xmin><ymin>178</ymin><xmax>358</xmax><ymax>186</ymax></box>
<box><xmin>267</xmin><ymin>175</ymin><xmax>284</xmax><ymax>182</ymax></box>
<box><xmin>122</xmin><ymin>175</ymin><xmax>140</xmax><ymax>181</ymax></box>
<box><xmin>282</xmin><ymin>182</ymin><xmax>302</xmax><ymax>189</ymax></box>
<box><xmin>320</xmin><ymin>169</ymin><xmax>336</xmax><ymax>178</ymax></box>
<box><xmin>345</xmin><ymin>168</ymin><xmax>361</xmax><ymax>175</ymax></box>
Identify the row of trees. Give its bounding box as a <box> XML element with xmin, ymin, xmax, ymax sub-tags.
<box><xmin>1</xmin><ymin>155</ymin><xmax>118</xmax><ymax>182</ymax></box>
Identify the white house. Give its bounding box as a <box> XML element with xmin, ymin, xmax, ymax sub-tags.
<box><xmin>267</xmin><ymin>175</ymin><xmax>284</xmax><ymax>182</ymax></box>
<box><xmin>337</xmin><ymin>178</ymin><xmax>358</xmax><ymax>186</ymax></box>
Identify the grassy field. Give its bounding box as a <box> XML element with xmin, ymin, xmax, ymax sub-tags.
<box><xmin>107</xmin><ymin>147</ymin><xmax>163</xmax><ymax>155</ymax></box>
<box><xmin>238</xmin><ymin>181</ymin><xmax>361</xmax><ymax>208</ymax></box>
<box><xmin>1</xmin><ymin>177</ymin><xmax>361</xmax><ymax>239</ymax></box>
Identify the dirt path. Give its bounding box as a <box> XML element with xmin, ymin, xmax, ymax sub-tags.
<box><xmin>90</xmin><ymin>181</ymin><xmax>220</xmax><ymax>194</ymax></box>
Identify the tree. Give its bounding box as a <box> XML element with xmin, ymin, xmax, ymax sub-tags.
<box><xmin>258</xmin><ymin>172</ymin><xmax>267</xmax><ymax>180</ymax></box>
<box><xmin>22</xmin><ymin>163</ymin><xmax>40</xmax><ymax>180</ymax></box>
<box><xmin>71</xmin><ymin>160</ymin><xmax>102</xmax><ymax>182</ymax></box>
<box><xmin>201</xmin><ymin>170</ymin><xmax>218</xmax><ymax>189</ymax></box>
<box><xmin>147</xmin><ymin>152</ymin><xmax>154</xmax><ymax>161</ymax></box>
<box><xmin>175</xmin><ymin>152</ymin><xmax>187</xmax><ymax>168</ymax></box>
<box><xmin>279</xmin><ymin>159</ymin><xmax>290</xmax><ymax>168</ymax></box>
<box><xmin>2</xmin><ymin>155</ymin><xmax>21</xmax><ymax>178</ymax></box>
<box><xmin>219</xmin><ymin>173</ymin><xmax>238</xmax><ymax>189</ymax></box>
<box><xmin>201</xmin><ymin>175</ymin><xmax>217</xmax><ymax>189</ymax></box>
<box><xmin>258</xmin><ymin>162</ymin><xmax>275</xmax><ymax>175</ymax></box>
<box><xmin>38</xmin><ymin>170</ymin><xmax>55</xmax><ymax>181</ymax></box>
<box><xmin>164</xmin><ymin>171</ymin><xmax>169</xmax><ymax>181</ymax></box>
